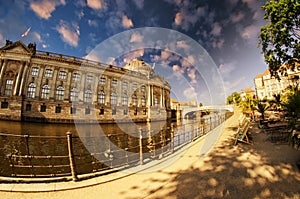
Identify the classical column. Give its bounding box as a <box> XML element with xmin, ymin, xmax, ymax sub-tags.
<box><xmin>147</xmin><ymin>84</ymin><xmax>151</xmax><ymax>107</ymax></box>
<box><xmin>50</xmin><ymin>68</ymin><xmax>59</xmax><ymax>99</ymax></box>
<box><xmin>79</xmin><ymin>72</ymin><xmax>86</xmax><ymax>102</ymax></box>
<box><xmin>160</xmin><ymin>87</ymin><xmax>163</xmax><ymax>107</ymax></box>
<box><xmin>65</xmin><ymin>70</ymin><xmax>72</xmax><ymax>101</ymax></box>
<box><xmin>0</xmin><ymin>59</ymin><xmax>8</xmax><ymax>94</ymax></box>
<box><xmin>18</xmin><ymin>62</ymin><xmax>29</xmax><ymax>96</ymax></box>
<box><xmin>35</xmin><ymin>66</ymin><xmax>45</xmax><ymax>98</ymax></box>
<box><xmin>105</xmin><ymin>77</ymin><xmax>110</xmax><ymax>105</ymax></box>
<box><xmin>151</xmin><ymin>85</ymin><xmax>154</xmax><ymax>106</ymax></box>
<box><xmin>13</xmin><ymin>61</ymin><xmax>25</xmax><ymax>96</ymax></box>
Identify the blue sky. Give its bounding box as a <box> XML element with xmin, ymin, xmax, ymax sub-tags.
<box><xmin>0</xmin><ymin>0</ymin><xmax>268</xmax><ymax>105</ymax></box>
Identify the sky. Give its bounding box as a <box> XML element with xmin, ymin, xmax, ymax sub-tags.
<box><xmin>0</xmin><ymin>0</ymin><xmax>269</xmax><ymax>105</ymax></box>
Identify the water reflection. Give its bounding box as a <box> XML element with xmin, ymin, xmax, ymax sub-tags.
<box><xmin>0</xmin><ymin>111</ymin><xmax>229</xmax><ymax>179</ymax></box>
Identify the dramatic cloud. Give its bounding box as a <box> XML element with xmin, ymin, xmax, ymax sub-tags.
<box><xmin>183</xmin><ymin>87</ymin><xmax>197</xmax><ymax>100</ymax></box>
<box><xmin>129</xmin><ymin>32</ymin><xmax>143</xmax><ymax>43</ymax></box>
<box><xmin>212</xmin><ymin>39</ymin><xmax>225</xmax><ymax>49</ymax></box>
<box><xmin>172</xmin><ymin>64</ymin><xmax>184</xmax><ymax>74</ymax></box>
<box><xmin>211</xmin><ymin>22</ymin><xmax>222</xmax><ymax>36</ymax></box>
<box><xmin>219</xmin><ymin>62</ymin><xmax>236</xmax><ymax>76</ymax></box>
<box><xmin>131</xmin><ymin>0</ymin><xmax>144</xmax><ymax>9</ymax></box>
<box><xmin>123</xmin><ymin>49</ymin><xmax>144</xmax><ymax>63</ymax></box>
<box><xmin>56</xmin><ymin>21</ymin><xmax>80</xmax><ymax>47</ymax></box>
<box><xmin>122</xmin><ymin>15</ymin><xmax>134</xmax><ymax>28</ymax></box>
<box><xmin>32</xmin><ymin>32</ymin><xmax>42</xmax><ymax>42</ymax></box>
<box><xmin>88</xmin><ymin>19</ymin><xmax>98</xmax><ymax>27</ymax></box>
<box><xmin>86</xmin><ymin>0</ymin><xmax>105</xmax><ymax>10</ymax></box>
<box><xmin>30</xmin><ymin>0</ymin><xmax>66</xmax><ymax>19</ymax></box>
<box><xmin>241</xmin><ymin>24</ymin><xmax>260</xmax><ymax>40</ymax></box>
<box><xmin>230</xmin><ymin>12</ymin><xmax>245</xmax><ymax>23</ymax></box>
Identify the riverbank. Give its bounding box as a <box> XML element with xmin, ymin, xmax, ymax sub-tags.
<box><xmin>0</xmin><ymin>109</ymin><xmax>299</xmax><ymax>198</ymax></box>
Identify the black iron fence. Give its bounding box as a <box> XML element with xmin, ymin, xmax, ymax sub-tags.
<box><xmin>0</xmin><ymin>112</ymin><xmax>232</xmax><ymax>182</ymax></box>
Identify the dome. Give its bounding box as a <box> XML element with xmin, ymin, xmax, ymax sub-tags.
<box><xmin>123</xmin><ymin>58</ymin><xmax>154</xmax><ymax>76</ymax></box>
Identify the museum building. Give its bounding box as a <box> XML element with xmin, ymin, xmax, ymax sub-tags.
<box><xmin>0</xmin><ymin>40</ymin><xmax>171</xmax><ymax>123</ymax></box>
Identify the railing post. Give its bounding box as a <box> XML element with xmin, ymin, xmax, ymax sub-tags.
<box><xmin>171</xmin><ymin>124</ymin><xmax>174</xmax><ymax>153</ymax></box>
<box><xmin>139</xmin><ymin>128</ymin><xmax>143</xmax><ymax>165</ymax></box>
<box><xmin>67</xmin><ymin>131</ymin><xmax>78</xmax><ymax>182</ymax></box>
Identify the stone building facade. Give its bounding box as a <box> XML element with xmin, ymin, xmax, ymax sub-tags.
<box><xmin>0</xmin><ymin>40</ymin><xmax>171</xmax><ymax>123</ymax></box>
<box><xmin>254</xmin><ymin>66</ymin><xmax>300</xmax><ymax>100</ymax></box>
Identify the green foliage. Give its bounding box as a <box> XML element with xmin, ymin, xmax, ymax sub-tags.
<box><xmin>269</xmin><ymin>93</ymin><xmax>282</xmax><ymax>110</ymax></box>
<box><xmin>258</xmin><ymin>0</ymin><xmax>300</xmax><ymax>78</ymax></box>
<box><xmin>226</xmin><ymin>92</ymin><xmax>241</xmax><ymax>105</ymax></box>
<box><xmin>282</xmin><ymin>84</ymin><xmax>300</xmax><ymax>129</ymax></box>
<box><xmin>256</xmin><ymin>100</ymin><xmax>270</xmax><ymax>120</ymax></box>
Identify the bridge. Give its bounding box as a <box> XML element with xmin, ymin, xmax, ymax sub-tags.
<box><xmin>180</xmin><ymin>105</ymin><xmax>234</xmax><ymax>118</ymax></box>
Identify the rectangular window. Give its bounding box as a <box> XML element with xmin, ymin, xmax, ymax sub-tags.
<box><xmin>112</xmin><ymin>79</ymin><xmax>118</xmax><ymax>87</ymax></box>
<box><xmin>31</xmin><ymin>67</ymin><xmax>39</xmax><ymax>76</ymax></box>
<box><xmin>25</xmin><ymin>104</ymin><xmax>32</xmax><ymax>111</ymax></box>
<box><xmin>112</xmin><ymin>108</ymin><xmax>116</xmax><ymax>115</ymax></box>
<box><xmin>70</xmin><ymin>107</ymin><xmax>76</xmax><ymax>114</ymax></box>
<box><xmin>58</xmin><ymin>71</ymin><xmax>67</xmax><ymax>79</ymax></box>
<box><xmin>72</xmin><ymin>73</ymin><xmax>80</xmax><ymax>81</ymax></box>
<box><xmin>40</xmin><ymin>104</ymin><xmax>46</xmax><ymax>112</ymax></box>
<box><xmin>123</xmin><ymin>109</ymin><xmax>128</xmax><ymax>115</ymax></box>
<box><xmin>99</xmin><ymin>77</ymin><xmax>106</xmax><ymax>85</ymax></box>
<box><xmin>141</xmin><ymin>85</ymin><xmax>146</xmax><ymax>92</ymax></box>
<box><xmin>1</xmin><ymin>102</ymin><xmax>8</xmax><ymax>109</ymax></box>
<box><xmin>55</xmin><ymin>106</ymin><xmax>62</xmax><ymax>113</ymax></box>
<box><xmin>143</xmin><ymin>109</ymin><xmax>147</xmax><ymax>115</ymax></box>
<box><xmin>85</xmin><ymin>107</ymin><xmax>91</xmax><ymax>115</ymax></box>
<box><xmin>4</xmin><ymin>80</ymin><xmax>13</xmax><ymax>96</ymax></box>
<box><xmin>86</xmin><ymin>75</ymin><xmax>93</xmax><ymax>83</ymax></box>
<box><xmin>44</xmin><ymin>69</ymin><xmax>53</xmax><ymax>77</ymax></box>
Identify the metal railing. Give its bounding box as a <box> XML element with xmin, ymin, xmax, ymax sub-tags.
<box><xmin>0</xmin><ymin>112</ymin><xmax>232</xmax><ymax>182</ymax></box>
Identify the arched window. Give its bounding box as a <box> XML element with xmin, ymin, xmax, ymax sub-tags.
<box><xmin>111</xmin><ymin>92</ymin><xmax>117</xmax><ymax>105</ymax></box>
<box><xmin>122</xmin><ymin>93</ymin><xmax>128</xmax><ymax>106</ymax></box>
<box><xmin>84</xmin><ymin>89</ymin><xmax>92</xmax><ymax>103</ymax></box>
<box><xmin>41</xmin><ymin>85</ymin><xmax>50</xmax><ymax>99</ymax></box>
<box><xmin>132</xmin><ymin>94</ymin><xmax>137</xmax><ymax>106</ymax></box>
<box><xmin>27</xmin><ymin>83</ymin><xmax>36</xmax><ymax>98</ymax></box>
<box><xmin>56</xmin><ymin>86</ymin><xmax>64</xmax><ymax>101</ymax></box>
<box><xmin>98</xmin><ymin>91</ymin><xmax>105</xmax><ymax>104</ymax></box>
<box><xmin>141</xmin><ymin>96</ymin><xmax>146</xmax><ymax>107</ymax></box>
<box><xmin>70</xmin><ymin>88</ymin><xmax>79</xmax><ymax>102</ymax></box>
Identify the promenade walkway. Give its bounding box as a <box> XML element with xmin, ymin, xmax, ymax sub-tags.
<box><xmin>1</xmin><ymin>109</ymin><xmax>299</xmax><ymax>198</ymax></box>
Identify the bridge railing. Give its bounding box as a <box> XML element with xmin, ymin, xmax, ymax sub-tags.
<box><xmin>0</xmin><ymin>112</ymin><xmax>232</xmax><ymax>182</ymax></box>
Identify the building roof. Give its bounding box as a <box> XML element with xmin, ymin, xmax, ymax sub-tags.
<box><xmin>255</xmin><ymin>69</ymin><xmax>270</xmax><ymax>79</ymax></box>
<box><xmin>123</xmin><ymin>58</ymin><xmax>154</xmax><ymax>76</ymax></box>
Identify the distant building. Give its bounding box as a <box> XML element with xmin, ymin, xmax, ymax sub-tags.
<box><xmin>0</xmin><ymin>40</ymin><xmax>171</xmax><ymax>123</ymax></box>
<box><xmin>240</xmin><ymin>87</ymin><xmax>255</xmax><ymax>101</ymax></box>
<box><xmin>254</xmin><ymin>66</ymin><xmax>300</xmax><ymax>100</ymax></box>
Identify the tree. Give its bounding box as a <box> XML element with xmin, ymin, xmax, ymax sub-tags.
<box><xmin>240</xmin><ymin>94</ymin><xmax>257</xmax><ymax>119</ymax></box>
<box><xmin>226</xmin><ymin>92</ymin><xmax>241</xmax><ymax>105</ymax></box>
<box><xmin>269</xmin><ymin>93</ymin><xmax>282</xmax><ymax>111</ymax></box>
<box><xmin>256</xmin><ymin>100</ymin><xmax>270</xmax><ymax>120</ymax></box>
<box><xmin>259</xmin><ymin>0</ymin><xmax>300</xmax><ymax>78</ymax></box>
<box><xmin>282</xmin><ymin>83</ymin><xmax>300</xmax><ymax>129</ymax></box>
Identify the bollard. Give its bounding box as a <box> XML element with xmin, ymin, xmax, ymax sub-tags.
<box><xmin>67</xmin><ymin>131</ymin><xmax>78</xmax><ymax>182</ymax></box>
<box><xmin>139</xmin><ymin>128</ymin><xmax>143</xmax><ymax>165</ymax></box>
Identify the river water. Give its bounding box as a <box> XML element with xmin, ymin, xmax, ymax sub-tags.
<box><xmin>0</xmin><ymin>112</ymin><xmax>226</xmax><ymax>178</ymax></box>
